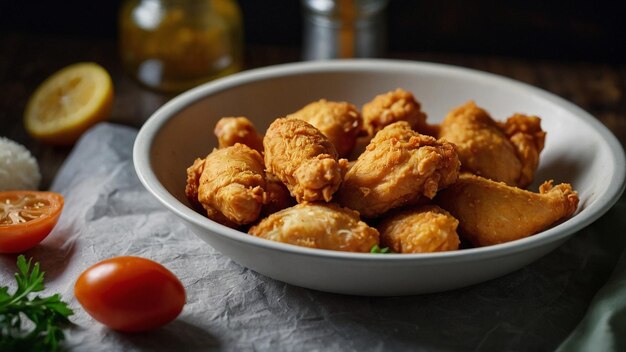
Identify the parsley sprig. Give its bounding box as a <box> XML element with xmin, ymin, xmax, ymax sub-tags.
<box><xmin>0</xmin><ymin>255</ymin><xmax>73</xmax><ymax>352</ymax></box>
<box><xmin>370</xmin><ymin>244</ymin><xmax>392</xmax><ymax>254</ymax></box>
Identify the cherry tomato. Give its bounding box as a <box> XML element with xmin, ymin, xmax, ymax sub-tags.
<box><xmin>74</xmin><ymin>256</ymin><xmax>186</xmax><ymax>332</ymax></box>
<box><xmin>0</xmin><ymin>190</ymin><xmax>64</xmax><ymax>253</ymax></box>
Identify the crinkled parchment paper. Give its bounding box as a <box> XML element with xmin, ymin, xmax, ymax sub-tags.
<box><xmin>1</xmin><ymin>123</ymin><xmax>624</xmax><ymax>352</ymax></box>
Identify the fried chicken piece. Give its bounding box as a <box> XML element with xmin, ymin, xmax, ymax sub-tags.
<box><xmin>336</xmin><ymin>121</ymin><xmax>460</xmax><ymax>218</ymax></box>
<box><xmin>499</xmin><ymin>114</ymin><xmax>546</xmax><ymax>188</ymax></box>
<box><xmin>362</xmin><ymin>88</ymin><xmax>428</xmax><ymax>136</ymax></box>
<box><xmin>186</xmin><ymin>144</ymin><xmax>266</xmax><ymax>226</ymax></box>
<box><xmin>436</xmin><ymin>173</ymin><xmax>579</xmax><ymax>246</ymax></box>
<box><xmin>212</xmin><ymin>118</ymin><xmax>295</xmax><ymax>214</ymax></box>
<box><xmin>287</xmin><ymin>99</ymin><xmax>362</xmax><ymax>158</ymax></box>
<box><xmin>185</xmin><ymin>155</ymin><xmax>240</xmax><ymax>227</ymax></box>
<box><xmin>377</xmin><ymin>205</ymin><xmax>460</xmax><ymax>253</ymax></box>
<box><xmin>263</xmin><ymin>118</ymin><xmax>348</xmax><ymax>203</ymax></box>
<box><xmin>438</xmin><ymin>101</ymin><xmax>522</xmax><ymax>186</ymax></box>
<box><xmin>249</xmin><ymin>203</ymin><xmax>379</xmax><ymax>252</ymax></box>
<box><xmin>214</xmin><ymin>116</ymin><xmax>264</xmax><ymax>153</ymax></box>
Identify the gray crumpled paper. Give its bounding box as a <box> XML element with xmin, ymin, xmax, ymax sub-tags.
<box><xmin>1</xmin><ymin>122</ymin><xmax>625</xmax><ymax>351</ymax></box>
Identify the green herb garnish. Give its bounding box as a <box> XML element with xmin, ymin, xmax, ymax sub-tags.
<box><xmin>0</xmin><ymin>255</ymin><xmax>73</xmax><ymax>352</ymax></box>
<box><xmin>370</xmin><ymin>244</ymin><xmax>392</xmax><ymax>254</ymax></box>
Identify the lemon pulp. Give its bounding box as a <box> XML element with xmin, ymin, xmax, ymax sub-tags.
<box><xmin>24</xmin><ymin>62</ymin><xmax>114</xmax><ymax>145</ymax></box>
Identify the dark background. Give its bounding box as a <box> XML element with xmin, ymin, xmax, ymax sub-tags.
<box><xmin>1</xmin><ymin>0</ymin><xmax>625</xmax><ymax>63</ymax></box>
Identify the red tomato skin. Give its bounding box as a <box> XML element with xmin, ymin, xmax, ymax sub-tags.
<box><xmin>74</xmin><ymin>256</ymin><xmax>186</xmax><ymax>332</ymax></box>
<box><xmin>0</xmin><ymin>191</ymin><xmax>63</xmax><ymax>253</ymax></box>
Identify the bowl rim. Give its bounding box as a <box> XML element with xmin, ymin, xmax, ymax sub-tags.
<box><xmin>133</xmin><ymin>59</ymin><xmax>626</xmax><ymax>263</ymax></box>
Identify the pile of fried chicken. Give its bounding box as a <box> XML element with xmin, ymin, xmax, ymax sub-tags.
<box><xmin>185</xmin><ymin>89</ymin><xmax>579</xmax><ymax>253</ymax></box>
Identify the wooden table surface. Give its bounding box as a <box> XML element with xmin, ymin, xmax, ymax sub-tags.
<box><xmin>1</xmin><ymin>32</ymin><xmax>625</xmax><ymax>189</ymax></box>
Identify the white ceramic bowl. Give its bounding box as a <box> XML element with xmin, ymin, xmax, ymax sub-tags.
<box><xmin>134</xmin><ymin>60</ymin><xmax>626</xmax><ymax>296</ymax></box>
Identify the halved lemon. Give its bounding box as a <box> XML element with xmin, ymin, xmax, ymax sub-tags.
<box><xmin>24</xmin><ymin>62</ymin><xmax>114</xmax><ymax>145</ymax></box>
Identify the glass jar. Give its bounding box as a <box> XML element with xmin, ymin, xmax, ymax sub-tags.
<box><xmin>302</xmin><ymin>0</ymin><xmax>388</xmax><ymax>60</ymax></box>
<box><xmin>119</xmin><ymin>0</ymin><xmax>243</xmax><ymax>92</ymax></box>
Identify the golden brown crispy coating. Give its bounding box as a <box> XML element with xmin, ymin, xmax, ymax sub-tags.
<box><xmin>436</xmin><ymin>173</ymin><xmax>579</xmax><ymax>247</ymax></box>
<box><xmin>287</xmin><ymin>99</ymin><xmax>362</xmax><ymax>158</ymax></box>
<box><xmin>499</xmin><ymin>114</ymin><xmax>546</xmax><ymax>188</ymax></box>
<box><xmin>263</xmin><ymin>118</ymin><xmax>348</xmax><ymax>203</ymax></box>
<box><xmin>212</xmin><ymin>118</ymin><xmax>295</xmax><ymax>214</ymax></box>
<box><xmin>249</xmin><ymin>203</ymin><xmax>379</xmax><ymax>252</ymax></box>
<box><xmin>378</xmin><ymin>205</ymin><xmax>460</xmax><ymax>253</ymax></box>
<box><xmin>185</xmin><ymin>155</ymin><xmax>239</xmax><ymax>227</ymax></box>
<box><xmin>190</xmin><ymin>144</ymin><xmax>266</xmax><ymax>226</ymax></box>
<box><xmin>185</xmin><ymin>157</ymin><xmax>205</xmax><ymax>211</ymax></box>
<box><xmin>336</xmin><ymin>121</ymin><xmax>460</xmax><ymax>218</ymax></box>
<box><xmin>362</xmin><ymin>88</ymin><xmax>428</xmax><ymax>136</ymax></box>
<box><xmin>214</xmin><ymin>116</ymin><xmax>264</xmax><ymax>153</ymax></box>
<box><xmin>439</xmin><ymin>101</ymin><xmax>522</xmax><ymax>186</ymax></box>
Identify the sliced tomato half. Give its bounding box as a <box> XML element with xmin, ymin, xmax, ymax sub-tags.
<box><xmin>0</xmin><ymin>191</ymin><xmax>64</xmax><ymax>253</ymax></box>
